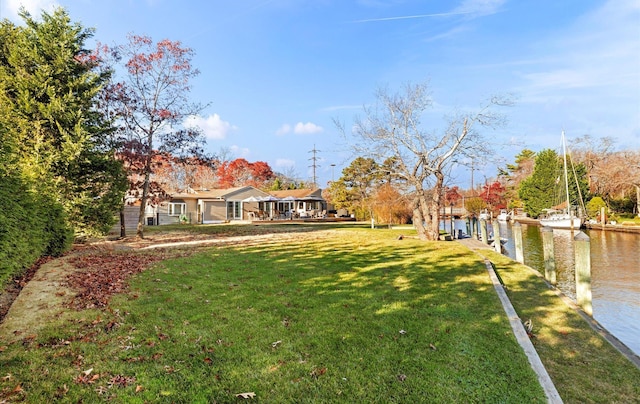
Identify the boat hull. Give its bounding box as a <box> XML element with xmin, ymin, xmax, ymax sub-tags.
<box><xmin>539</xmin><ymin>216</ymin><xmax>583</xmax><ymax>229</ymax></box>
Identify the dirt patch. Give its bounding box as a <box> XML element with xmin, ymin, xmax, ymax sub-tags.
<box><xmin>0</xmin><ymin>256</ymin><xmax>83</xmax><ymax>344</ymax></box>
<box><xmin>0</xmin><ymin>256</ymin><xmax>53</xmax><ymax>323</ymax></box>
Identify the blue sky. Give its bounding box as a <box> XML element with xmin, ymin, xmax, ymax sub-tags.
<box><xmin>2</xmin><ymin>0</ymin><xmax>639</xmax><ymax>188</ymax></box>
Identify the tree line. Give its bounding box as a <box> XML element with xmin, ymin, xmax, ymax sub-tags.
<box><xmin>327</xmin><ymin>138</ymin><xmax>639</xmax><ymax>230</ymax></box>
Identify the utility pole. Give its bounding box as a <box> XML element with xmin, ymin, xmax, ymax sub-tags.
<box><xmin>470</xmin><ymin>159</ymin><xmax>475</xmax><ymax>195</ymax></box>
<box><xmin>309</xmin><ymin>145</ymin><xmax>320</xmax><ymax>187</ymax></box>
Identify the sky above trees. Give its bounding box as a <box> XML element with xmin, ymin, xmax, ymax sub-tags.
<box><xmin>2</xmin><ymin>0</ymin><xmax>638</xmax><ymax>188</ymax></box>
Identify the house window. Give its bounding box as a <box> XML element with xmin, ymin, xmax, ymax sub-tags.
<box><xmin>168</xmin><ymin>202</ymin><xmax>186</xmax><ymax>217</ymax></box>
<box><xmin>227</xmin><ymin>201</ymin><xmax>241</xmax><ymax>220</ymax></box>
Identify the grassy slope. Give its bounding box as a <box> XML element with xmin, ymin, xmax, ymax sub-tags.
<box><xmin>1</xmin><ymin>227</ymin><xmax>545</xmax><ymax>403</ymax></box>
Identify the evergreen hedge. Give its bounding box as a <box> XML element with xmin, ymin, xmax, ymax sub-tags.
<box><xmin>0</xmin><ymin>170</ymin><xmax>72</xmax><ymax>287</ymax></box>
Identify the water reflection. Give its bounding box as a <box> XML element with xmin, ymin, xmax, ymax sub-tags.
<box><xmin>442</xmin><ymin>219</ymin><xmax>640</xmax><ymax>357</ymax></box>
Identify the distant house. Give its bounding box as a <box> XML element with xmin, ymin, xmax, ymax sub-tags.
<box><xmin>163</xmin><ymin>186</ymin><xmax>270</xmax><ymax>224</ymax></box>
<box><xmin>154</xmin><ymin>187</ymin><xmax>329</xmax><ymax>224</ymax></box>
<box><xmin>268</xmin><ymin>188</ymin><xmax>327</xmax><ymax>218</ymax></box>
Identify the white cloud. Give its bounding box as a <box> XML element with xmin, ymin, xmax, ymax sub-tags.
<box><xmin>521</xmin><ymin>0</ymin><xmax>639</xmax><ymax>96</ymax></box>
<box><xmin>294</xmin><ymin>122</ymin><xmax>323</xmax><ymax>134</ymax></box>
<box><xmin>513</xmin><ymin>0</ymin><xmax>640</xmax><ymax>113</ymax></box>
<box><xmin>183</xmin><ymin>114</ymin><xmax>236</xmax><ymax>140</ymax></box>
<box><xmin>275</xmin><ymin>158</ymin><xmax>295</xmax><ymax>168</ymax></box>
<box><xmin>276</xmin><ymin>123</ymin><xmax>292</xmax><ymax>136</ymax></box>
<box><xmin>276</xmin><ymin>122</ymin><xmax>324</xmax><ymax>136</ymax></box>
<box><xmin>505</xmin><ymin>0</ymin><xmax>640</xmax><ymax>147</ymax></box>
<box><xmin>5</xmin><ymin>0</ymin><xmax>58</xmax><ymax>21</ymax></box>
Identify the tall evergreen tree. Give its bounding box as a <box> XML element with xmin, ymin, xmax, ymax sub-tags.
<box><xmin>0</xmin><ymin>8</ymin><xmax>126</xmax><ymax>236</ymax></box>
<box><xmin>519</xmin><ymin>149</ymin><xmax>559</xmax><ymax>218</ymax></box>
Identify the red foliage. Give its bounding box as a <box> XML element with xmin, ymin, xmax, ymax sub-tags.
<box><xmin>444</xmin><ymin>186</ymin><xmax>462</xmax><ymax>206</ymax></box>
<box><xmin>216</xmin><ymin>158</ymin><xmax>274</xmax><ymax>188</ymax></box>
<box><xmin>479</xmin><ymin>181</ymin><xmax>506</xmax><ymax>209</ymax></box>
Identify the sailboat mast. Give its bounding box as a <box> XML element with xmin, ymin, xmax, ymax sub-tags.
<box><xmin>561</xmin><ymin>131</ymin><xmax>573</xmax><ymax>230</ymax></box>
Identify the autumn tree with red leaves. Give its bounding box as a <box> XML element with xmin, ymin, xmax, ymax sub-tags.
<box><xmin>101</xmin><ymin>34</ymin><xmax>205</xmax><ymax>238</ymax></box>
<box><xmin>479</xmin><ymin>181</ymin><xmax>506</xmax><ymax>212</ymax></box>
<box><xmin>216</xmin><ymin>158</ymin><xmax>275</xmax><ymax>189</ymax></box>
<box><xmin>444</xmin><ymin>186</ymin><xmax>462</xmax><ymax>206</ymax></box>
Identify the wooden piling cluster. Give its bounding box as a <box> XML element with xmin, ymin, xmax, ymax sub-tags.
<box><xmin>493</xmin><ymin>222</ymin><xmax>594</xmax><ymax>316</ymax></box>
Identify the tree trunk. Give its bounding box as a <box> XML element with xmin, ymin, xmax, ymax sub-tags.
<box><xmin>424</xmin><ymin>172</ymin><xmax>445</xmax><ymax>241</ymax></box>
<box><xmin>137</xmin><ymin>148</ymin><xmax>153</xmax><ymax>239</ymax></box>
<box><xmin>412</xmin><ymin>195</ymin><xmax>428</xmax><ymax>240</ymax></box>
<box><xmin>120</xmin><ymin>206</ymin><xmax>126</xmax><ymax>238</ymax></box>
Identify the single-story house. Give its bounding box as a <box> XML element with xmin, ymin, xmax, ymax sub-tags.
<box><xmin>153</xmin><ymin>187</ymin><xmax>328</xmax><ymax>224</ymax></box>
<box><xmin>162</xmin><ymin>186</ymin><xmax>271</xmax><ymax>224</ymax></box>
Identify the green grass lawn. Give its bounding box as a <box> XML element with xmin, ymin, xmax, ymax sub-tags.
<box><xmin>1</xmin><ymin>227</ymin><xmax>546</xmax><ymax>403</ymax></box>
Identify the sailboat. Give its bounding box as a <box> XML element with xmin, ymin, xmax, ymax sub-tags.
<box><xmin>539</xmin><ymin>131</ymin><xmax>584</xmax><ymax>230</ymax></box>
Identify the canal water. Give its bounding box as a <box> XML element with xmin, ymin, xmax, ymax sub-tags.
<box><xmin>441</xmin><ymin>219</ymin><xmax>640</xmax><ymax>357</ymax></box>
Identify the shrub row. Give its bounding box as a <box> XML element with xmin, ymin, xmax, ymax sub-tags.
<box><xmin>0</xmin><ymin>170</ymin><xmax>73</xmax><ymax>287</ymax></box>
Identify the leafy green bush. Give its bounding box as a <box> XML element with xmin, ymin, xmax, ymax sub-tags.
<box><xmin>586</xmin><ymin>196</ymin><xmax>607</xmax><ymax>219</ymax></box>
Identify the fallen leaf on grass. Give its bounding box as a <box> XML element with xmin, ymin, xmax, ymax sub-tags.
<box><xmin>55</xmin><ymin>384</ymin><xmax>69</xmax><ymax>398</ymax></box>
<box><xmin>235</xmin><ymin>392</ymin><xmax>256</xmax><ymax>399</ymax></box>
<box><xmin>108</xmin><ymin>375</ymin><xmax>136</xmax><ymax>388</ymax></box>
<box><xmin>164</xmin><ymin>365</ymin><xmax>178</xmax><ymax>374</ymax></box>
<box><xmin>2</xmin><ymin>374</ymin><xmax>11</xmax><ymax>381</ymax></box>
<box><xmin>136</xmin><ymin>385</ymin><xmax>144</xmax><ymax>393</ymax></box>
<box><xmin>271</xmin><ymin>340</ymin><xmax>282</xmax><ymax>348</ymax></box>
<box><xmin>397</xmin><ymin>374</ymin><xmax>407</xmax><ymax>382</ymax></box>
<box><xmin>310</xmin><ymin>367</ymin><xmax>327</xmax><ymax>379</ymax></box>
<box><xmin>74</xmin><ymin>373</ymin><xmax>100</xmax><ymax>385</ymax></box>
<box><xmin>429</xmin><ymin>343</ymin><xmax>437</xmax><ymax>351</ymax></box>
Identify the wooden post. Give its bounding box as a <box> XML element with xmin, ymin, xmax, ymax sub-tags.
<box><xmin>574</xmin><ymin>231</ymin><xmax>593</xmax><ymax>316</ymax></box>
<box><xmin>541</xmin><ymin>226</ymin><xmax>556</xmax><ymax>285</ymax></box>
<box><xmin>480</xmin><ymin>220</ymin><xmax>489</xmax><ymax>244</ymax></box>
<box><xmin>472</xmin><ymin>218</ymin><xmax>478</xmax><ymax>240</ymax></box>
<box><xmin>493</xmin><ymin>220</ymin><xmax>502</xmax><ymax>253</ymax></box>
<box><xmin>600</xmin><ymin>206</ymin><xmax>606</xmax><ymax>225</ymax></box>
<box><xmin>513</xmin><ymin>222</ymin><xmax>524</xmax><ymax>264</ymax></box>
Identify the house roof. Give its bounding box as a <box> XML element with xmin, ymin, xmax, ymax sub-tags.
<box><xmin>269</xmin><ymin>188</ymin><xmax>323</xmax><ymax>199</ymax></box>
<box><xmin>171</xmin><ymin>186</ymin><xmax>268</xmax><ymax>200</ymax></box>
